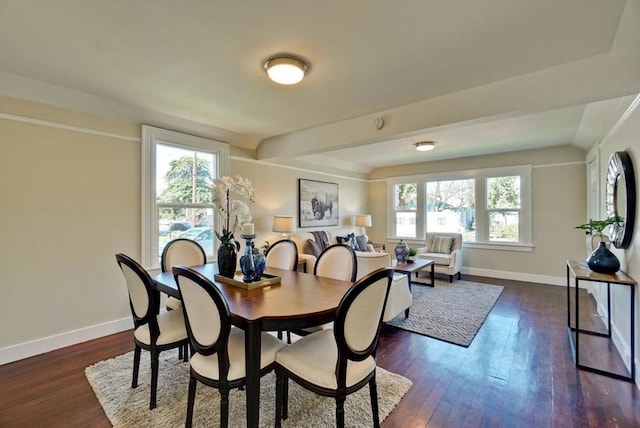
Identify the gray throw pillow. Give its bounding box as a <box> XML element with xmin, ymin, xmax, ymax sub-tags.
<box><xmin>356</xmin><ymin>235</ymin><xmax>369</xmax><ymax>252</ymax></box>
<box><xmin>430</xmin><ymin>236</ymin><xmax>454</xmax><ymax>254</ymax></box>
<box><xmin>303</xmin><ymin>239</ymin><xmax>322</xmax><ymax>257</ymax></box>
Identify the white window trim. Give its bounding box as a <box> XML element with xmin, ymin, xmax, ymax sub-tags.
<box><xmin>387</xmin><ymin>165</ymin><xmax>532</xmax><ymax>251</ymax></box>
<box><xmin>141</xmin><ymin>125</ymin><xmax>228</xmax><ymax>268</ymax></box>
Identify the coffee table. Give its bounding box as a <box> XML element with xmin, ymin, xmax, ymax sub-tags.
<box><xmin>392</xmin><ymin>258</ymin><xmax>434</xmax><ymax>287</ymax></box>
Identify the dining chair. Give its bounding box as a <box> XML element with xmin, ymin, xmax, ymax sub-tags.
<box><xmin>265</xmin><ymin>239</ymin><xmax>299</xmax><ymax>342</ymax></box>
<box><xmin>265</xmin><ymin>239</ymin><xmax>299</xmax><ymax>271</ymax></box>
<box><xmin>290</xmin><ymin>244</ymin><xmax>357</xmax><ymax>338</ymax></box>
<box><xmin>115</xmin><ymin>253</ymin><xmax>189</xmax><ymax>410</ymax></box>
<box><xmin>274</xmin><ymin>268</ymin><xmax>394</xmax><ymax>428</ymax></box>
<box><xmin>173</xmin><ymin>265</ymin><xmax>286</xmax><ymax>428</ymax></box>
<box><xmin>161</xmin><ymin>238</ymin><xmax>207</xmax><ymax>311</ymax></box>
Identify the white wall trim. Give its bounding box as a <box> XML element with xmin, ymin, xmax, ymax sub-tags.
<box><xmin>0</xmin><ymin>111</ymin><xmax>140</xmax><ymax>142</ymax></box>
<box><xmin>0</xmin><ymin>317</ymin><xmax>132</xmax><ymax>365</ymax></box>
<box><xmin>231</xmin><ymin>155</ymin><xmax>369</xmax><ymax>182</ymax></box>
<box><xmin>463</xmin><ymin>267</ymin><xmax>565</xmax><ymax>286</ymax></box>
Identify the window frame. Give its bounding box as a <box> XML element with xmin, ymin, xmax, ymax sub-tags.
<box><xmin>141</xmin><ymin>125</ymin><xmax>228</xmax><ymax>268</ymax></box>
<box><xmin>387</xmin><ymin>165</ymin><xmax>532</xmax><ymax>252</ymax></box>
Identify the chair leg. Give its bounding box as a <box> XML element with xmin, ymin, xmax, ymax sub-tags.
<box><xmin>458</xmin><ymin>271</ymin><xmax>461</xmax><ymax>280</ymax></box>
<box><xmin>277</xmin><ymin>331</ymin><xmax>283</xmax><ymax>340</ymax></box>
<box><xmin>150</xmin><ymin>352</ymin><xmax>159</xmax><ymax>410</ymax></box>
<box><xmin>275</xmin><ymin>371</ymin><xmax>283</xmax><ymax>428</ymax></box>
<box><xmin>182</xmin><ymin>343</ymin><xmax>189</xmax><ymax>362</ymax></box>
<box><xmin>220</xmin><ymin>386</ymin><xmax>229</xmax><ymax>428</ymax></box>
<box><xmin>185</xmin><ymin>376</ymin><xmax>197</xmax><ymax>428</ymax></box>
<box><xmin>132</xmin><ymin>345</ymin><xmax>141</xmax><ymax>388</ymax></box>
<box><xmin>335</xmin><ymin>395</ymin><xmax>346</xmax><ymax>428</ymax></box>
<box><xmin>287</xmin><ymin>330</ymin><xmax>292</xmax><ymax>344</ymax></box>
<box><xmin>369</xmin><ymin>376</ymin><xmax>381</xmax><ymax>428</ymax></box>
<box><xmin>449</xmin><ymin>274</ymin><xmax>453</xmax><ymax>283</ymax></box>
<box><xmin>282</xmin><ymin>376</ymin><xmax>289</xmax><ymax>419</ymax></box>
<box><xmin>178</xmin><ymin>345</ymin><xmax>183</xmax><ymax>360</ymax></box>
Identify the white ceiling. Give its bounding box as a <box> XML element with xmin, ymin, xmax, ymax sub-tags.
<box><xmin>1</xmin><ymin>0</ymin><xmax>639</xmax><ymax>173</ymax></box>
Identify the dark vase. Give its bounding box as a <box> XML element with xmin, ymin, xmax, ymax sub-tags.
<box><xmin>394</xmin><ymin>240</ymin><xmax>409</xmax><ymax>263</ymax></box>
<box><xmin>217</xmin><ymin>242</ymin><xmax>238</xmax><ymax>278</ymax></box>
<box><xmin>587</xmin><ymin>241</ymin><xmax>620</xmax><ymax>274</ymax></box>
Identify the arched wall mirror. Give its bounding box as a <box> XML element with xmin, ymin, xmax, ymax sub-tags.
<box><xmin>605</xmin><ymin>151</ymin><xmax>636</xmax><ymax>249</ymax></box>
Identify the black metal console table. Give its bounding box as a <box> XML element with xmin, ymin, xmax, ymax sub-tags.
<box><xmin>566</xmin><ymin>260</ymin><xmax>636</xmax><ymax>382</ymax></box>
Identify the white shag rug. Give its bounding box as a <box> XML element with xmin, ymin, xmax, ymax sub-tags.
<box><xmin>386</xmin><ymin>278</ymin><xmax>504</xmax><ymax>347</ymax></box>
<box><xmin>85</xmin><ymin>350</ymin><xmax>412</xmax><ymax>427</ymax></box>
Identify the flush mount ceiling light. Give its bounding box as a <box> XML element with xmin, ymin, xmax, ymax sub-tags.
<box><xmin>263</xmin><ymin>54</ymin><xmax>309</xmax><ymax>85</ymax></box>
<box><xmin>414</xmin><ymin>141</ymin><xmax>437</xmax><ymax>151</ymax></box>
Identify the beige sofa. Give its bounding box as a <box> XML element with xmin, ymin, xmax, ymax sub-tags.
<box><xmin>290</xmin><ymin>228</ymin><xmax>412</xmax><ymax>321</ymax></box>
<box><xmin>415</xmin><ymin>232</ymin><xmax>463</xmax><ymax>283</ymax></box>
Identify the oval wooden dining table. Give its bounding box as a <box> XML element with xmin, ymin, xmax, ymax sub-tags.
<box><xmin>151</xmin><ymin>263</ymin><xmax>354</xmax><ymax>428</ymax></box>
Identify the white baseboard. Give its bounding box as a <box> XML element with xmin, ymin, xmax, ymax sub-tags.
<box><xmin>463</xmin><ymin>267</ymin><xmax>565</xmax><ymax>286</ymax></box>
<box><xmin>0</xmin><ymin>317</ymin><xmax>132</xmax><ymax>365</ymax></box>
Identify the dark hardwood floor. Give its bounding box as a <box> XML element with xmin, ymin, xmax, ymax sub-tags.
<box><xmin>1</xmin><ymin>275</ymin><xmax>639</xmax><ymax>427</ymax></box>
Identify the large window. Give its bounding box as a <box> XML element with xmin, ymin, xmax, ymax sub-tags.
<box><xmin>388</xmin><ymin>166</ymin><xmax>532</xmax><ymax>250</ymax></box>
<box><xmin>142</xmin><ymin>126</ymin><xmax>228</xmax><ymax>268</ymax></box>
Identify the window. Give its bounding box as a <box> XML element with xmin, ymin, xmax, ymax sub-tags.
<box><xmin>388</xmin><ymin>166</ymin><xmax>531</xmax><ymax>250</ymax></box>
<box><xmin>393</xmin><ymin>183</ymin><xmax>417</xmax><ymax>237</ymax></box>
<box><xmin>142</xmin><ymin>126</ymin><xmax>228</xmax><ymax>268</ymax></box>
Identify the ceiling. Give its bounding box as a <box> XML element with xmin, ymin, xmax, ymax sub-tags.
<box><xmin>1</xmin><ymin>0</ymin><xmax>639</xmax><ymax>174</ymax></box>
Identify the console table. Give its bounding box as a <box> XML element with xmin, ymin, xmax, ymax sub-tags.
<box><xmin>566</xmin><ymin>260</ymin><xmax>636</xmax><ymax>382</ymax></box>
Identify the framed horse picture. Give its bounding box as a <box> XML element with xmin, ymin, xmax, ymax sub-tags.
<box><xmin>298</xmin><ymin>179</ymin><xmax>339</xmax><ymax>227</ymax></box>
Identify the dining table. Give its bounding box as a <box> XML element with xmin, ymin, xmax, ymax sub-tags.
<box><xmin>151</xmin><ymin>263</ymin><xmax>355</xmax><ymax>428</ymax></box>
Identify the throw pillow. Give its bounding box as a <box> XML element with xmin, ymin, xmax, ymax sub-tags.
<box><xmin>337</xmin><ymin>233</ymin><xmax>360</xmax><ymax>251</ymax></box>
<box><xmin>355</xmin><ymin>235</ymin><xmax>369</xmax><ymax>252</ymax></box>
<box><xmin>303</xmin><ymin>239</ymin><xmax>322</xmax><ymax>258</ymax></box>
<box><xmin>311</xmin><ymin>231</ymin><xmax>330</xmax><ymax>251</ymax></box>
<box><xmin>430</xmin><ymin>236</ymin><xmax>454</xmax><ymax>254</ymax></box>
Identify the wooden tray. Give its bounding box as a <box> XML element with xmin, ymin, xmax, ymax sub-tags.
<box><xmin>214</xmin><ymin>272</ymin><xmax>281</xmax><ymax>290</ymax></box>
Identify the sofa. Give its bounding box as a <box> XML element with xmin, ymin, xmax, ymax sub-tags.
<box><xmin>415</xmin><ymin>232</ymin><xmax>463</xmax><ymax>283</ymax></box>
<box><xmin>290</xmin><ymin>228</ymin><xmax>413</xmax><ymax>321</ymax></box>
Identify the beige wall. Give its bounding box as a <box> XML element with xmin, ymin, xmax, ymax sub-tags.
<box><xmin>370</xmin><ymin>146</ymin><xmax>588</xmax><ymax>280</ymax></box>
<box><xmin>0</xmin><ymin>96</ymin><xmax>369</xmax><ymax>358</ymax></box>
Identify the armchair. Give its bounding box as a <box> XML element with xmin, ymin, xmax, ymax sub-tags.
<box><xmin>415</xmin><ymin>232</ymin><xmax>463</xmax><ymax>283</ymax></box>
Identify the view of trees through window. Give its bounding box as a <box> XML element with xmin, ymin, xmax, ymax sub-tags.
<box><xmin>487</xmin><ymin>176</ymin><xmax>520</xmax><ymax>242</ymax></box>
<box><xmin>156</xmin><ymin>144</ymin><xmax>216</xmax><ymax>257</ymax></box>
<box><xmin>426</xmin><ymin>179</ymin><xmax>475</xmax><ymax>240</ymax></box>
<box><xmin>394</xmin><ymin>184</ymin><xmax>417</xmax><ymax>237</ymax></box>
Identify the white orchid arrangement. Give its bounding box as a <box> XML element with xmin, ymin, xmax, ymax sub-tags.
<box><xmin>212</xmin><ymin>175</ymin><xmax>255</xmax><ymax>244</ymax></box>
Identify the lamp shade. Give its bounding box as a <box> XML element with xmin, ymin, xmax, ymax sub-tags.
<box><xmin>272</xmin><ymin>215</ymin><xmax>295</xmax><ymax>233</ymax></box>
<box><xmin>355</xmin><ymin>214</ymin><xmax>372</xmax><ymax>228</ymax></box>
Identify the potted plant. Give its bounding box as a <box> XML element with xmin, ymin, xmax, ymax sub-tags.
<box><xmin>575</xmin><ymin>216</ymin><xmax>622</xmax><ymax>250</ymax></box>
<box><xmin>408</xmin><ymin>247</ymin><xmax>417</xmax><ymax>262</ymax></box>
<box><xmin>575</xmin><ymin>216</ymin><xmax>622</xmax><ymax>273</ymax></box>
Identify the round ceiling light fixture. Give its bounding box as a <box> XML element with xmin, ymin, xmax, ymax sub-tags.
<box><xmin>414</xmin><ymin>141</ymin><xmax>437</xmax><ymax>151</ymax></box>
<box><xmin>263</xmin><ymin>54</ymin><xmax>309</xmax><ymax>85</ymax></box>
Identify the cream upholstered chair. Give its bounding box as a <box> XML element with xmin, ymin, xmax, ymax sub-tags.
<box><xmin>265</xmin><ymin>239</ymin><xmax>298</xmax><ymax>271</ymax></box>
<box><xmin>274</xmin><ymin>268</ymin><xmax>394</xmax><ymax>428</ymax></box>
<box><xmin>173</xmin><ymin>266</ymin><xmax>286</xmax><ymax>428</ymax></box>
<box><xmin>265</xmin><ymin>240</ymin><xmax>299</xmax><ymax>342</ymax></box>
<box><xmin>292</xmin><ymin>244</ymin><xmax>357</xmax><ymax>338</ymax></box>
<box><xmin>161</xmin><ymin>238</ymin><xmax>207</xmax><ymax>311</ymax></box>
<box><xmin>115</xmin><ymin>253</ymin><xmax>189</xmax><ymax>410</ymax></box>
<box><xmin>356</xmin><ymin>252</ymin><xmax>413</xmax><ymax>321</ymax></box>
<box><xmin>415</xmin><ymin>232</ymin><xmax>463</xmax><ymax>283</ymax></box>
<box><xmin>314</xmin><ymin>243</ymin><xmax>357</xmax><ymax>282</ymax></box>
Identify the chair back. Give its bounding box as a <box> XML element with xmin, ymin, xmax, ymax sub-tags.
<box><xmin>161</xmin><ymin>238</ymin><xmax>207</xmax><ymax>272</ymax></box>
<box><xmin>173</xmin><ymin>266</ymin><xmax>231</xmax><ymax>363</ymax></box>
<box><xmin>265</xmin><ymin>239</ymin><xmax>298</xmax><ymax>271</ymax></box>
<box><xmin>115</xmin><ymin>253</ymin><xmax>159</xmax><ymax>330</ymax></box>
<box><xmin>334</xmin><ymin>268</ymin><xmax>393</xmax><ymax>363</ymax></box>
<box><xmin>314</xmin><ymin>243</ymin><xmax>357</xmax><ymax>282</ymax></box>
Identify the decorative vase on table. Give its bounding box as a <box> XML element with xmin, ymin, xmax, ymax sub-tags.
<box><xmin>394</xmin><ymin>240</ymin><xmax>409</xmax><ymax>264</ymax></box>
<box><xmin>587</xmin><ymin>241</ymin><xmax>620</xmax><ymax>274</ymax></box>
<box><xmin>217</xmin><ymin>241</ymin><xmax>239</xmax><ymax>278</ymax></box>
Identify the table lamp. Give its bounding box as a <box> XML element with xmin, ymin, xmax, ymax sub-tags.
<box><xmin>273</xmin><ymin>215</ymin><xmax>295</xmax><ymax>239</ymax></box>
<box><xmin>355</xmin><ymin>214</ymin><xmax>372</xmax><ymax>236</ymax></box>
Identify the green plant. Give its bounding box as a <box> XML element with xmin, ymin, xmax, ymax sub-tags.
<box><xmin>408</xmin><ymin>247</ymin><xmax>417</xmax><ymax>257</ymax></box>
<box><xmin>575</xmin><ymin>216</ymin><xmax>623</xmax><ymax>234</ymax></box>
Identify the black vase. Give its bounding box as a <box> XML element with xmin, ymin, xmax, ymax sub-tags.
<box><xmin>587</xmin><ymin>241</ymin><xmax>620</xmax><ymax>274</ymax></box>
<box><xmin>217</xmin><ymin>242</ymin><xmax>238</xmax><ymax>278</ymax></box>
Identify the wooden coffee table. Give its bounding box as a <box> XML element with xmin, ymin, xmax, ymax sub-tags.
<box><xmin>392</xmin><ymin>258</ymin><xmax>434</xmax><ymax>287</ymax></box>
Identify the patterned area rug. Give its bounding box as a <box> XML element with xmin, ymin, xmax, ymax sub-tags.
<box><xmin>386</xmin><ymin>278</ymin><xmax>504</xmax><ymax>347</ymax></box>
<box><xmin>85</xmin><ymin>350</ymin><xmax>412</xmax><ymax>428</ymax></box>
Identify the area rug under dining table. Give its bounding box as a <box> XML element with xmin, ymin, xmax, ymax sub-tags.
<box><xmin>386</xmin><ymin>277</ymin><xmax>504</xmax><ymax>347</ymax></box>
<box><xmin>85</xmin><ymin>350</ymin><xmax>412</xmax><ymax>428</ymax></box>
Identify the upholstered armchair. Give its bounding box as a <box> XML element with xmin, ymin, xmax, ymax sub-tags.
<box><xmin>415</xmin><ymin>232</ymin><xmax>463</xmax><ymax>283</ymax></box>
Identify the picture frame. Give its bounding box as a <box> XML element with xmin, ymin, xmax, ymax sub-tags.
<box><xmin>298</xmin><ymin>179</ymin><xmax>339</xmax><ymax>228</ymax></box>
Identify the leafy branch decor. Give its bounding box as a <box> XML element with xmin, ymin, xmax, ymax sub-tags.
<box><xmin>575</xmin><ymin>216</ymin><xmax>623</xmax><ymax>235</ymax></box>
